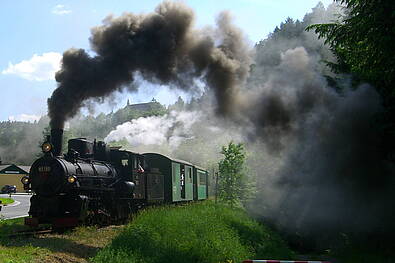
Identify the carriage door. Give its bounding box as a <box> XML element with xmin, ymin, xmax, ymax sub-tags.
<box><xmin>180</xmin><ymin>164</ymin><xmax>186</xmax><ymax>199</ymax></box>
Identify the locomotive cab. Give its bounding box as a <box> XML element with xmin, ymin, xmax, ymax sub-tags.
<box><xmin>109</xmin><ymin>150</ymin><xmax>146</xmax><ymax>199</ymax></box>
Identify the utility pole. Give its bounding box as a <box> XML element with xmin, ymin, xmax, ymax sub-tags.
<box><xmin>215</xmin><ymin>171</ymin><xmax>219</xmax><ymax>203</ymax></box>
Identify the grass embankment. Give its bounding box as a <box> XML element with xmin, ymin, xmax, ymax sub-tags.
<box><xmin>0</xmin><ymin>218</ymin><xmax>122</xmax><ymax>263</ymax></box>
<box><xmin>0</xmin><ymin>198</ymin><xmax>14</xmax><ymax>205</ymax></box>
<box><xmin>94</xmin><ymin>202</ymin><xmax>294</xmax><ymax>263</ymax></box>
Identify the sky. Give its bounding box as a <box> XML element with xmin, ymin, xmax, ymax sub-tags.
<box><xmin>0</xmin><ymin>0</ymin><xmax>334</xmax><ymax>122</ymax></box>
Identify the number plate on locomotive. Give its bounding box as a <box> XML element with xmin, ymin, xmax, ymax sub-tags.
<box><xmin>38</xmin><ymin>166</ymin><xmax>51</xmax><ymax>172</ymax></box>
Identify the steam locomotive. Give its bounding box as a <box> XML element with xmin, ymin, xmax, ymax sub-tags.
<box><xmin>21</xmin><ymin>129</ymin><xmax>208</xmax><ymax>228</ymax></box>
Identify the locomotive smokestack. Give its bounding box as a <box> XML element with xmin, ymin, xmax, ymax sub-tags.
<box><xmin>51</xmin><ymin>129</ymin><xmax>63</xmax><ymax>156</ymax></box>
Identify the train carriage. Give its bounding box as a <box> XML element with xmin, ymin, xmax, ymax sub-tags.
<box><xmin>143</xmin><ymin>153</ymin><xmax>195</xmax><ymax>203</ymax></box>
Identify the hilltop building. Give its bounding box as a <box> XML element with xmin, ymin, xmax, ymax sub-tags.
<box><xmin>125</xmin><ymin>98</ymin><xmax>159</xmax><ymax>112</ymax></box>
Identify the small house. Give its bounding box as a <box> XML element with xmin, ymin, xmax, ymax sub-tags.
<box><xmin>0</xmin><ymin>164</ymin><xmax>30</xmax><ymax>193</ymax></box>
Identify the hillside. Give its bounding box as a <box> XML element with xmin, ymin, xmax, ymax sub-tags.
<box><xmin>0</xmin><ymin>99</ymin><xmax>168</xmax><ymax>165</ymax></box>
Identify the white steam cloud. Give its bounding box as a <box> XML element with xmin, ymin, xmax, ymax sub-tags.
<box><xmin>105</xmin><ymin>111</ymin><xmax>201</xmax><ymax>148</ymax></box>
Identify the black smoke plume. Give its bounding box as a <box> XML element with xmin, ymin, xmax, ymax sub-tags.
<box><xmin>245</xmin><ymin>47</ymin><xmax>395</xmax><ymax>246</ymax></box>
<box><xmin>48</xmin><ymin>1</ymin><xmax>250</xmax><ymax>129</ymax></box>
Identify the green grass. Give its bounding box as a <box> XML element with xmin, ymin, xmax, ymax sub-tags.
<box><xmin>0</xmin><ymin>218</ymin><xmax>122</xmax><ymax>263</ymax></box>
<box><xmin>93</xmin><ymin>202</ymin><xmax>294</xmax><ymax>263</ymax></box>
<box><xmin>0</xmin><ymin>218</ymin><xmax>49</xmax><ymax>263</ymax></box>
<box><xmin>0</xmin><ymin>198</ymin><xmax>14</xmax><ymax>205</ymax></box>
<box><xmin>2</xmin><ymin>203</ymin><xmax>391</xmax><ymax>263</ymax></box>
<box><xmin>0</xmin><ymin>218</ymin><xmax>29</xmax><ymax>235</ymax></box>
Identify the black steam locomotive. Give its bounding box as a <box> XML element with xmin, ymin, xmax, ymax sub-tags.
<box><xmin>22</xmin><ymin>129</ymin><xmax>208</xmax><ymax>228</ymax></box>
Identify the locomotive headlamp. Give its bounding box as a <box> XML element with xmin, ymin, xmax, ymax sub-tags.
<box><xmin>21</xmin><ymin>176</ymin><xmax>30</xmax><ymax>185</ymax></box>
<box><xmin>67</xmin><ymin>175</ymin><xmax>77</xmax><ymax>184</ymax></box>
<box><xmin>42</xmin><ymin>142</ymin><xmax>52</xmax><ymax>153</ymax></box>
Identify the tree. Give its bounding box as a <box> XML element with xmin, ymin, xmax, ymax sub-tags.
<box><xmin>217</xmin><ymin>142</ymin><xmax>247</xmax><ymax>206</ymax></box>
<box><xmin>308</xmin><ymin>0</ymin><xmax>395</xmax><ymax>91</ymax></box>
<box><xmin>168</xmin><ymin>96</ymin><xmax>185</xmax><ymax>112</ymax></box>
<box><xmin>307</xmin><ymin>0</ymin><xmax>395</xmax><ymax>159</ymax></box>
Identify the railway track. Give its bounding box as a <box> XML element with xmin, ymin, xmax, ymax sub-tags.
<box><xmin>2</xmin><ymin>223</ymin><xmax>122</xmax><ymax>239</ymax></box>
<box><xmin>1</xmin><ymin>228</ymin><xmax>54</xmax><ymax>238</ymax></box>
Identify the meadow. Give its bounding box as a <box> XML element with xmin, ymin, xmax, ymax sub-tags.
<box><xmin>1</xmin><ymin>201</ymin><xmax>392</xmax><ymax>263</ymax></box>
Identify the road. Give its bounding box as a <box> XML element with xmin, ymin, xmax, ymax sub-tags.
<box><xmin>0</xmin><ymin>194</ymin><xmax>31</xmax><ymax>219</ymax></box>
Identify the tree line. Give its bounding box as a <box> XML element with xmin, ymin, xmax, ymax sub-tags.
<box><xmin>0</xmin><ymin>100</ymin><xmax>168</xmax><ymax>165</ymax></box>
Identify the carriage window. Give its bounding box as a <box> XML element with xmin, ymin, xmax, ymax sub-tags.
<box><xmin>188</xmin><ymin>168</ymin><xmax>192</xmax><ymax>183</ymax></box>
<box><xmin>133</xmin><ymin>157</ymin><xmax>137</xmax><ymax>169</ymax></box>
<box><xmin>199</xmin><ymin>171</ymin><xmax>206</xmax><ymax>185</ymax></box>
<box><xmin>180</xmin><ymin>166</ymin><xmax>185</xmax><ymax>186</ymax></box>
<box><xmin>172</xmin><ymin>163</ymin><xmax>176</xmax><ymax>183</ymax></box>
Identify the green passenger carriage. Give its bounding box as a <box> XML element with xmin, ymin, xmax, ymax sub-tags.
<box><xmin>143</xmin><ymin>153</ymin><xmax>208</xmax><ymax>203</ymax></box>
